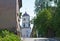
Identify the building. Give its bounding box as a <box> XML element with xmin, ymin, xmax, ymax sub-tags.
<box><xmin>21</xmin><ymin>12</ymin><xmax>31</xmax><ymax>38</ymax></box>
<box><xmin>0</xmin><ymin>0</ymin><xmax>22</xmax><ymax>35</ymax></box>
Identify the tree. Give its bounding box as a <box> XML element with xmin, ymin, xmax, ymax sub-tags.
<box><xmin>35</xmin><ymin>0</ymin><xmax>58</xmax><ymax>13</ymax></box>
<box><xmin>52</xmin><ymin>0</ymin><xmax>60</xmax><ymax>37</ymax></box>
<box><xmin>34</xmin><ymin>9</ymin><xmax>53</xmax><ymax>37</ymax></box>
<box><xmin>35</xmin><ymin>0</ymin><xmax>46</xmax><ymax>13</ymax></box>
<box><xmin>32</xmin><ymin>0</ymin><xmax>60</xmax><ymax>38</ymax></box>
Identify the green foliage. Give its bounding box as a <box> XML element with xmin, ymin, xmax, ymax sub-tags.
<box><xmin>34</xmin><ymin>9</ymin><xmax>52</xmax><ymax>37</ymax></box>
<box><xmin>33</xmin><ymin>0</ymin><xmax>60</xmax><ymax>37</ymax></box>
<box><xmin>19</xmin><ymin>12</ymin><xmax>22</xmax><ymax>18</ymax></box>
<box><xmin>35</xmin><ymin>0</ymin><xmax>40</xmax><ymax>13</ymax></box>
<box><xmin>35</xmin><ymin>0</ymin><xmax>48</xmax><ymax>13</ymax></box>
<box><xmin>33</xmin><ymin>0</ymin><xmax>60</xmax><ymax>38</ymax></box>
<box><xmin>0</xmin><ymin>30</ymin><xmax>20</xmax><ymax>41</ymax></box>
<box><xmin>52</xmin><ymin>0</ymin><xmax>60</xmax><ymax>37</ymax></box>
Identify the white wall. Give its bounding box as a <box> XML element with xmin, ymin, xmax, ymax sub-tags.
<box><xmin>21</xmin><ymin>28</ymin><xmax>31</xmax><ymax>38</ymax></box>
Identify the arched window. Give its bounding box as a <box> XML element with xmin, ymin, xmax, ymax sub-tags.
<box><xmin>23</xmin><ymin>23</ymin><xmax>25</xmax><ymax>27</ymax></box>
<box><xmin>23</xmin><ymin>18</ymin><xmax>26</xmax><ymax>21</ymax></box>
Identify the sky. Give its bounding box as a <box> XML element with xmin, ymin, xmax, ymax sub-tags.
<box><xmin>20</xmin><ymin>0</ymin><xmax>35</xmax><ymax>29</ymax></box>
<box><xmin>20</xmin><ymin>0</ymin><xmax>35</xmax><ymax>20</ymax></box>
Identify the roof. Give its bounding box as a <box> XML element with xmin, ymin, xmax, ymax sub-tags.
<box><xmin>22</xmin><ymin>12</ymin><xmax>30</xmax><ymax>16</ymax></box>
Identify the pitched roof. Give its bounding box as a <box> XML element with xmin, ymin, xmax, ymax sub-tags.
<box><xmin>22</xmin><ymin>12</ymin><xmax>29</xmax><ymax>16</ymax></box>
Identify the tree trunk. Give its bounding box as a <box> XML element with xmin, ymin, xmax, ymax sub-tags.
<box><xmin>46</xmin><ymin>27</ymin><xmax>55</xmax><ymax>38</ymax></box>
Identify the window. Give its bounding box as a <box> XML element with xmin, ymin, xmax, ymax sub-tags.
<box><xmin>23</xmin><ymin>18</ymin><xmax>26</xmax><ymax>21</ymax></box>
<box><xmin>23</xmin><ymin>23</ymin><xmax>25</xmax><ymax>27</ymax></box>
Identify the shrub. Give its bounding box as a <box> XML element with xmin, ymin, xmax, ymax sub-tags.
<box><xmin>0</xmin><ymin>30</ymin><xmax>20</xmax><ymax>41</ymax></box>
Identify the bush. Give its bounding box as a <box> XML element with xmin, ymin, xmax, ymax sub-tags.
<box><xmin>0</xmin><ymin>30</ymin><xmax>20</xmax><ymax>41</ymax></box>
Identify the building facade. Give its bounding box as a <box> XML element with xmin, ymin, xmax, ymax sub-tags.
<box><xmin>21</xmin><ymin>12</ymin><xmax>31</xmax><ymax>38</ymax></box>
<box><xmin>0</xmin><ymin>0</ymin><xmax>22</xmax><ymax>34</ymax></box>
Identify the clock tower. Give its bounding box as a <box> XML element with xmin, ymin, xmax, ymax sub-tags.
<box><xmin>22</xmin><ymin>12</ymin><xmax>30</xmax><ymax>28</ymax></box>
<box><xmin>21</xmin><ymin>12</ymin><xmax>31</xmax><ymax>38</ymax></box>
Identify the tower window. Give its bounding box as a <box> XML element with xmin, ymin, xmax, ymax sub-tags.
<box><xmin>23</xmin><ymin>23</ymin><xmax>25</xmax><ymax>27</ymax></box>
<box><xmin>23</xmin><ymin>18</ymin><xmax>26</xmax><ymax>21</ymax></box>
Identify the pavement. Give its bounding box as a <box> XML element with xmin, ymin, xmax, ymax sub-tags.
<box><xmin>21</xmin><ymin>38</ymin><xmax>60</xmax><ymax>41</ymax></box>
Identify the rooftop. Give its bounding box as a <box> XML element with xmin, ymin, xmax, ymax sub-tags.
<box><xmin>22</xmin><ymin>12</ymin><xmax>30</xmax><ymax>16</ymax></box>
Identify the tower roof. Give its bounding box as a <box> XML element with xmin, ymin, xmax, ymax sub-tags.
<box><xmin>22</xmin><ymin>12</ymin><xmax>29</xmax><ymax>16</ymax></box>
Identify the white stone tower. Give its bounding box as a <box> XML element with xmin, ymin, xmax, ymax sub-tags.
<box><xmin>21</xmin><ymin>12</ymin><xmax>31</xmax><ymax>38</ymax></box>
